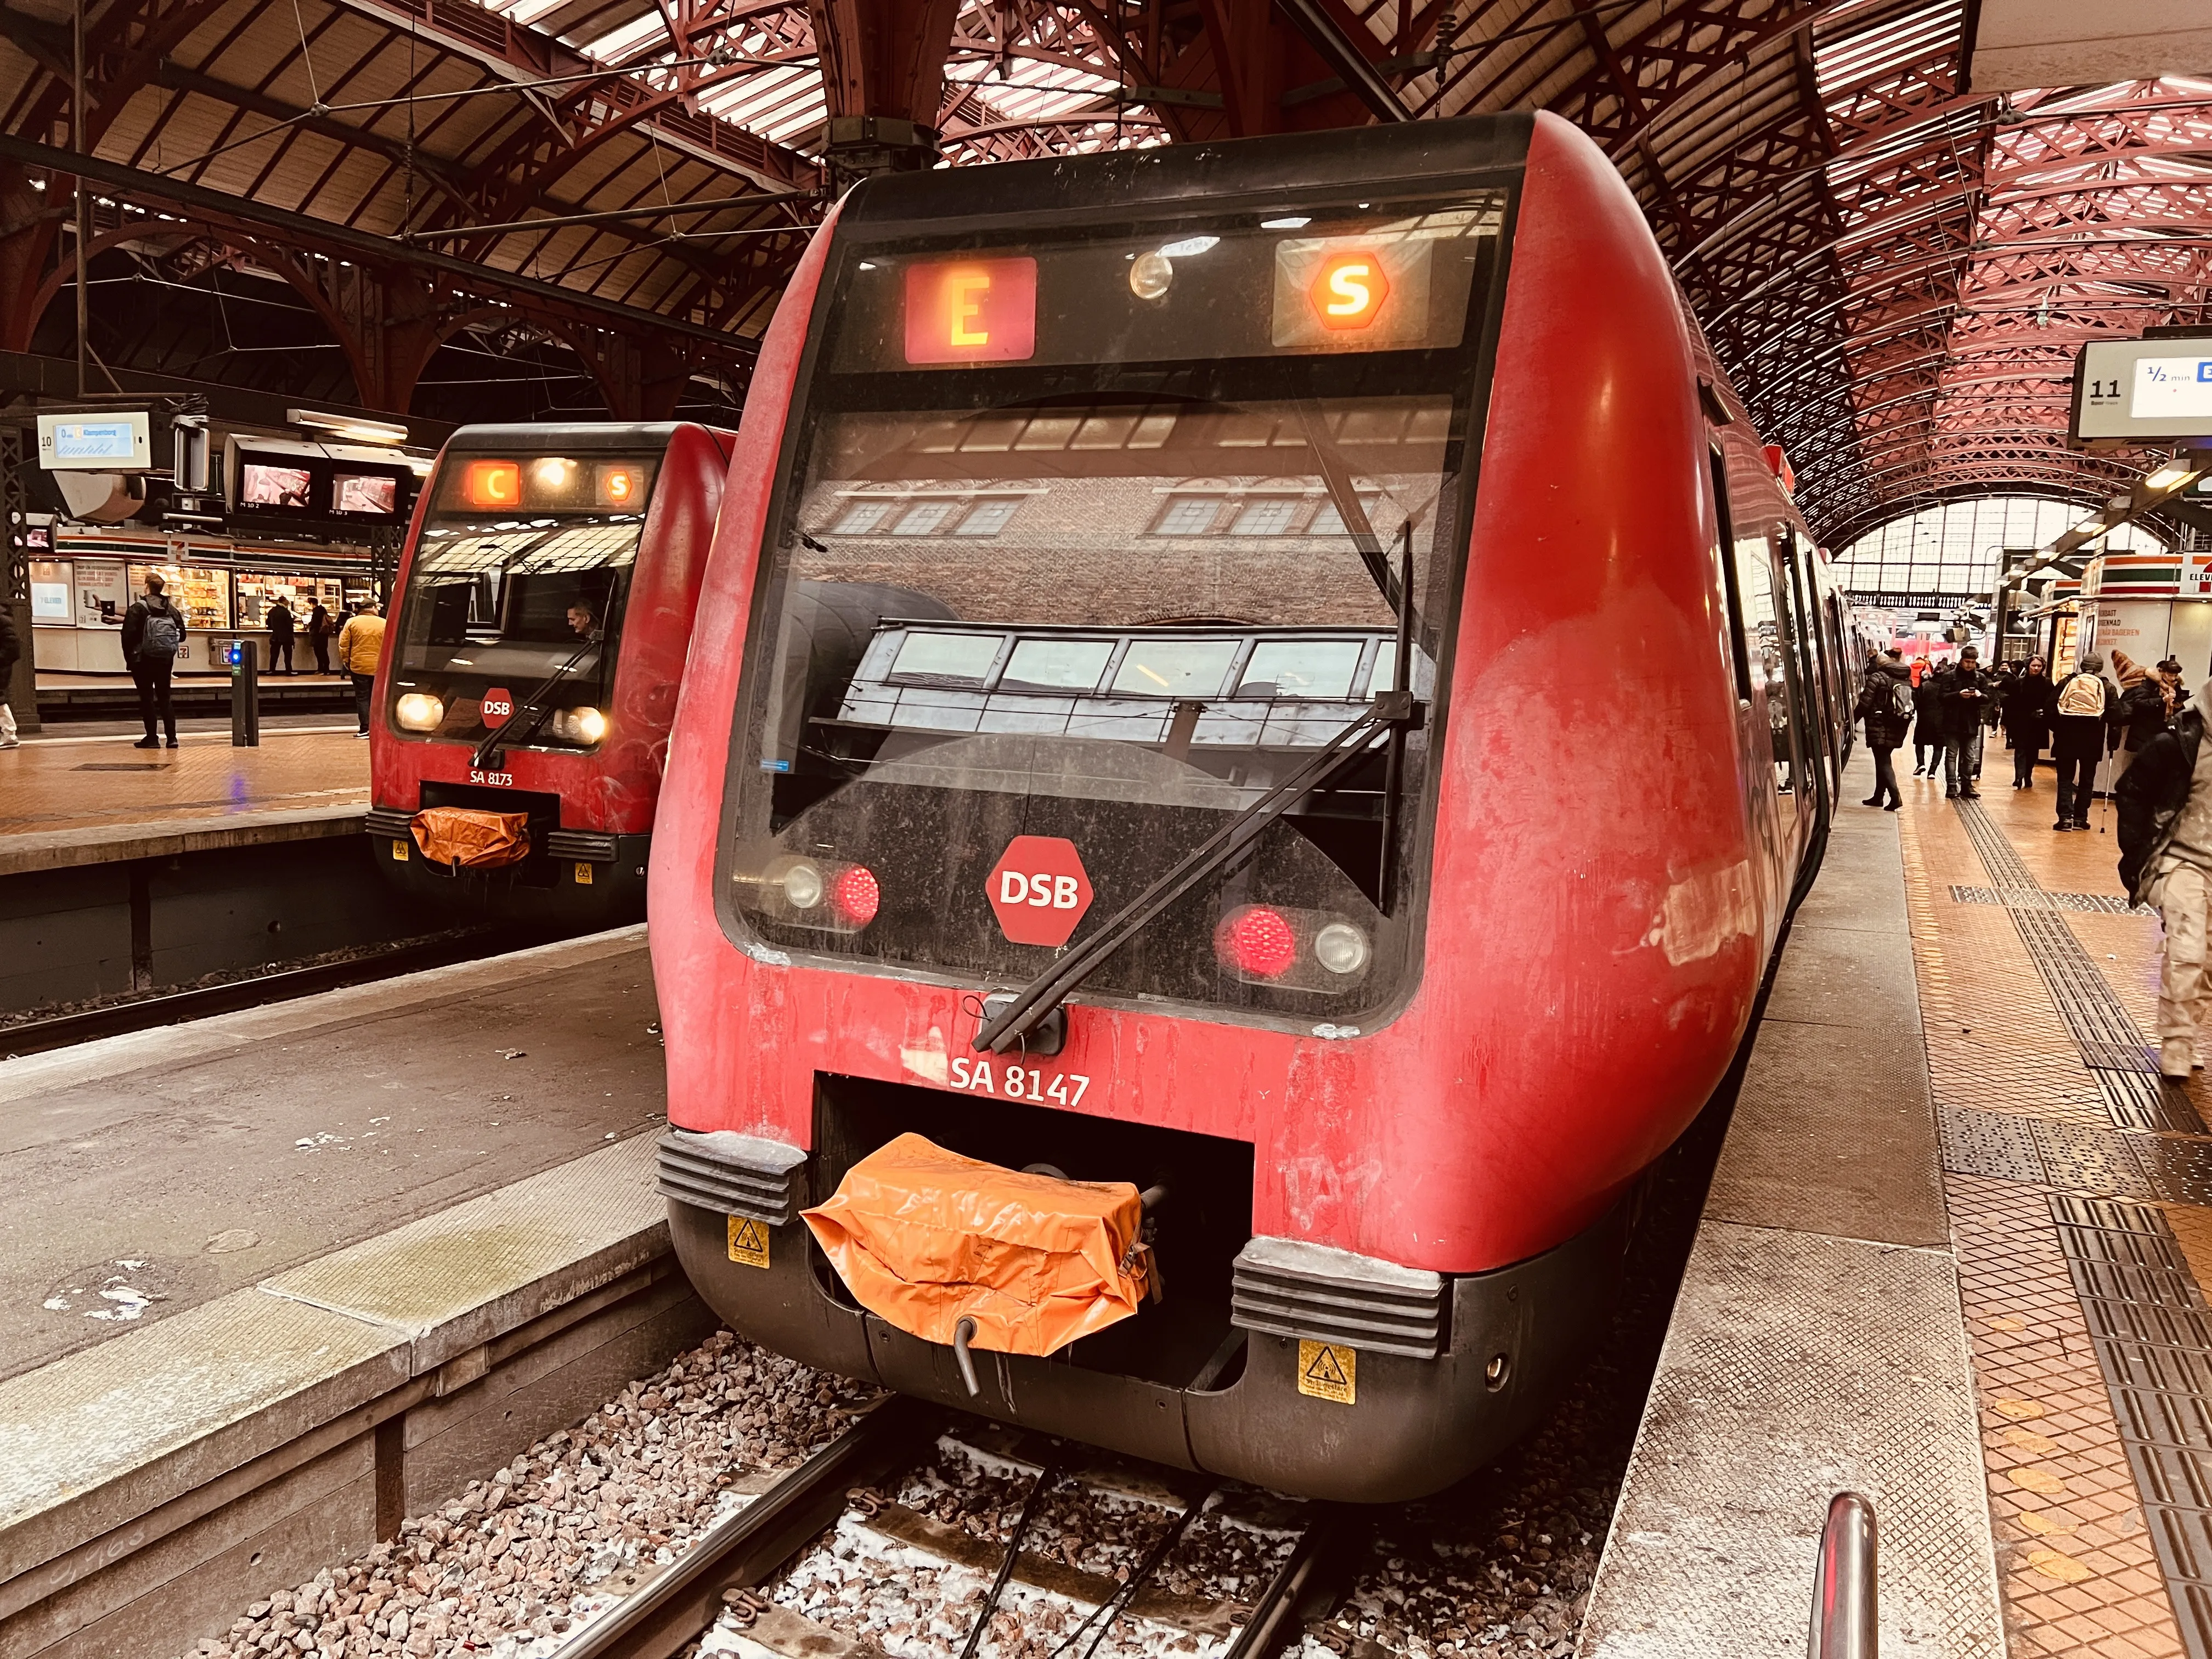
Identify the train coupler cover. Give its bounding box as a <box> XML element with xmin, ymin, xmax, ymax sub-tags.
<box><xmin>799</xmin><ymin>1132</ymin><xmax>1156</xmax><ymax>1356</ymax></box>
<box><xmin>410</xmin><ymin>806</ymin><xmax>531</xmax><ymax>868</ymax></box>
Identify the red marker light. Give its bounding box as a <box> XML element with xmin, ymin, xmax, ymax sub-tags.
<box><xmin>831</xmin><ymin>865</ymin><xmax>881</xmax><ymax>927</ymax></box>
<box><xmin>462</xmin><ymin>459</ymin><xmax>522</xmax><ymax>509</ymax></box>
<box><xmin>1308</xmin><ymin>251</ymin><xmax>1390</xmax><ymax>331</ymax></box>
<box><xmin>903</xmin><ymin>257</ymin><xmax>1038</xmax><ymax>365</ymax></box>
<box><xmin>1217</xmin><ymin>906</ymin><xmax>1297</xmax><ymax>978</ymax></box>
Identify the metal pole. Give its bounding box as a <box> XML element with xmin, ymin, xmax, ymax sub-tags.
<box><xmin>72</xmin><ymin>0</ymin><xmax>88</xmax><ymax>399</ymax></box>
<box><xmin>1808</xmin><ymin>1492</ymin><xmax>1878</xmax><ymax>1659</ymax></box>
<box><xmin>231</xmin><ymin>637</ymin><xmax>259</xmax><ymax>747</ymax></box>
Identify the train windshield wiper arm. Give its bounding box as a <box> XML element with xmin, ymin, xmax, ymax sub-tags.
<box><xmin>970</xmin><ymin>687</ymin><xmax>1415</xmax><ymax>1055</ymax></box>
<box><xmin>471</xmin><ymin>634</ymin><xmax>597</xmax><ymax>770</ymax></box>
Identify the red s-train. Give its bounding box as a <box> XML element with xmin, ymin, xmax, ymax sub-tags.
<box><xmin>650</xmin><ymin>112</ymin><xmax>1855</xmax><ymax>1502</ymax></box>
<box><xmin>365</xmin><ymin>422</ymin><xmax>732</xmax><ymax>923</ymax></box>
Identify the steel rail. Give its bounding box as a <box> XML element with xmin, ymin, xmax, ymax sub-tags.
<box><xmin>546</xmin><ymin>1395</ymin><xmax>1369</xmax><ymax>1659</ymax></box>
<box><xmin>549</xmin><ymin>1395</ymin><xmax>936</xmax><ymax>1659</ymax></box>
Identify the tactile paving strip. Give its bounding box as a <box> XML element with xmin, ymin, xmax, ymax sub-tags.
<box><xmin>1938</xmin><ymin>1106</ymin><xmax>2212</xmax><ymax>1207</ymax></box>
<box><xmin>2049</xmin><ymin>1193</ymin><xmax>2212</xmax><ymax>1655</ymax></box>
<box><xmin>1952</xmin><ymin>884</ymin><xmax>2152</xmax><ymax>915</ymax></box>
<box><xmin>1957</xmin><ymin>800</ymin><xmax>2206</xmax><ymax>1136</ymax></box>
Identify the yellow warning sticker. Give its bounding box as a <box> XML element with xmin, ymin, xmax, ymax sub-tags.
<box><xmin>391</xmin><ymin>839</ymin><xmax>408</xmax><ymax>861</ymax></box>
<box><xmin>575</xmin><ymin>861</ymin><xmax>594</xmax><ymax>885</ymax></box>
<box><xmin>1297</xmin><ymin>1340</ymin><xmax>1356</xmax><ymax>1404</ymax></box>
<box><xmin>727</xmin><ymin>1216</ymin><xmax>771</xmax><ymax>1269</ymax></box>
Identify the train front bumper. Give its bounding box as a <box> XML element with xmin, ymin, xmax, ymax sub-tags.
<box><xmin>660</xmin><ymin>1131</ymin><xmax>1630</xmax><ymax>1504</ymax></box>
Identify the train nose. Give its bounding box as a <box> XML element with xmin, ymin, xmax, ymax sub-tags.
<box><xmin>658</xmin><ymin>1122</ymin><xmax>1637</xmax><ymax>1504</ymax></box>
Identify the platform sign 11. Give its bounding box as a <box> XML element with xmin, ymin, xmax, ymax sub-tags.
<box><xmin>2075</xmin><ymin>337</ymin><xmax>2212</xmax><ymax>440</ymax></box>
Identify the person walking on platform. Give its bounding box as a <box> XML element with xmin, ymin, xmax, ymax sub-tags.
<box><xmin>1856</xmin><ymin>648</ymin><xmax>1913</xmax><ymax>810</ymax></box>
<box><xmin>121</xmin><ymin>572</ymin><xmax>186</xmax><ymax>751</ymax></box>
<box><xmin>0</xmin><ymin>601</ymin><xmax>19</xmax><ymax>749</ymax></box>
<box><xmin>1911</xmin><ymin>658</ymin><xmax>1945</xmax><ymax>776</ymax></box>
<box><xmin>336</xmin><ymin>600</ymin><xmax>385</xmax><ymax>739</ymax></box>
<box><xmin>306</xmin><ymin>599</ymin><xmax>334</xmax><ymax>675</ymax></box>
<box><xmin>1939</xmin><ymin>645</ymin><xmax>1992</xmax><ymax>800</ymax></box>
<box><xmin>2117</xmin><ymin>685</ymin><xmax>2212</xmax><ymax>1077</ymax></box>
<box><xmin>2052</xmin><ymin>653</ymin><xmax>2121</xmax><ymax>831</ymax></box>
<box><xmin>2004</xmin><ymin>656</ymin><xmax>2054</xmax><ymax>789</ymax></box>
<box><xmin>265</xmin><ymin>596</ymin><xmax>296</xmax><ymax>675</ymax></box>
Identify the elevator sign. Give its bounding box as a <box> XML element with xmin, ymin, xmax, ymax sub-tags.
<box><xmin>903</xmin><ymin>257</ymin><xmax>1038</xmax><ymax>365</ymax></box>
<box><xmin>986</xmin><ymin>836</ymin><xmax>1093</xmax><ymax>947</ymax></box>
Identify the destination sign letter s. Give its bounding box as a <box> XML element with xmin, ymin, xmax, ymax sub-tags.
<box><xmin>903</xmin><ymin>258</ymin><xmax>1037</xmax><ymax>365</ymax></box>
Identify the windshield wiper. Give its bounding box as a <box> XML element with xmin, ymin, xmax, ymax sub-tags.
<box><xmin>472</xmin><ymin>633</ymin><xmax>599</xmax><ymax>770</ymax></box>
<box><xmin>972</xmin><ymin>533</ymin><xmax>1422</xmax><ymax>1056</ymax></box>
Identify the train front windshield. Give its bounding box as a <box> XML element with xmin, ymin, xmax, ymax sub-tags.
<box><xmin>387</xmin><ymin>452</ymin><xmax>660</xmax><ymax>750</ymax></box>
<box><xmin>724</xmin><ymin>190</ymin><xmax>1508</xmax><ymax>1022</ymax></box>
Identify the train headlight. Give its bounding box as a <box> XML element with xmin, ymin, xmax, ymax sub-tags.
<box><xmin>559</xmin><ymin>705</ymin><xmax>608</xmax><ymax>746</ymax></box>
<box><xmin>394</xmin><ymin>692</ymin><xmax>444</xmax><ymax>732</ymax></box>
<box><xmin>738</xmin><ymin>849</ymin><xmax>882</xmax><ymax>933</ymax></box>
<box><xmin>1313</xmin><ymin>922</ymin><xmax>1370</xmax><ymax>975</ymax></box>
<box><xmin>1216</xmin><ymin>904</ymin><xmax>1374</xmax><ymax>990</ymax></box>
<box><xmin>780</xmin><ymin>859</ymin><xmax>825</xmax><ymax>910</ymax></box>
<box><xmin>1129</xmin><ymin>251</ymin><xmax>1173</xmax><ymax>301</ymax></box>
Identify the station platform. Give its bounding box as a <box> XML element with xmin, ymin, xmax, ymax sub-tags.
<box><xmin>1582</xmin><ymin>751</ymin><xmax>2212</xmax><ymax>1659</ymax></box>
<box><xmin>0</xmin><ymin>927</ymin><xmax>699</xmax><ymax>1658</ymax></box>
<box><xmin>0</xmin><ymin>925</ymin><xmax>662</xmax><ymax>1383</ymax></box>
<box><xmin>0</xmin><ymin>724</ymin><xmax>368</xmax><ymax>874</ymax></box>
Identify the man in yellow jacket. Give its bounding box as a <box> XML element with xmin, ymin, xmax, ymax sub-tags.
<box><xmin>335</xmin><ymin>601</ymin><xmax>386</xmax><ymax>738</ymax></box>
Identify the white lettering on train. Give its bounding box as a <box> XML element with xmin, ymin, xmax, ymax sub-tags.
<box><xmin>948</xmin><ymin>1056</ymin><xmax>1091</xmax><ymax>1106</ymax></box>
<box><xmin>996</xmin><ymin>870</ymin><xmax>1082</xmax><ymax>909</ymax></box>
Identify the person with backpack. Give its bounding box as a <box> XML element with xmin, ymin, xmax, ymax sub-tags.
<box><xmin>121</xmin><ymin>572</ymin><xmax>187</xmax><ymax>749</ymax></box>
<box><xmin>2003</xmin><ymin>656</ymin><xmax>2055</xmax><ymax>789</ymax></box>
<box><xmin>1855</xmin><ymin>647</ymin><xmax>1914</xmax><ymax>809</ymax></box>
<box><xmin>2051</xmin><ymin>653</ymin><xmax>2121</xmax><ymax>831</ymax></box>
<box><xmin>1938</xmin><ymin>645</ymin><xmax>1993</xmax><ymax>800</ymax></box>
<box><xmin>2116</xmin><ymin>682</ymin><xmax>2212</xmax><ymax>1077</ymax></box>
<box><xmin>1911</xmin><ymin>656</ymin><xmax>1946</xmax><ymax>776</ymax></box>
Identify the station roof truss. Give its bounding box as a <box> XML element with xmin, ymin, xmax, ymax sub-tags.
<box><xmin>0</xmin><ymin>0</ymin><xmax>2204</xmax><ymax>510</ymax></box>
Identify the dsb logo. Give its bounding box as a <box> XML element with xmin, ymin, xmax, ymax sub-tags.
<box><xmin>481</xmin><ymin>687</ymin><xmax>514</xmax><ymax>728</ymax></box>
<box><xmin>1000</xmin><ymin>871</ymin><xmax>1082</xmax><ymax>910</ymax></box>
<box><xmin>986</xmin><ymin>836</ymin><xmax>1093</xmax><ymax>947</ymax></box>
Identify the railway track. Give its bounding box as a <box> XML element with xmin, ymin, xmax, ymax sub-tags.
<box><xmin>0</xmin><ymin>923</ymin><xmax>562</xmax><ymax>1057</ymax></box>
<box><xmin>547</xmin><ymin>1399</ymin><xmax>1373</xmax><ymax>1659</ymax></box>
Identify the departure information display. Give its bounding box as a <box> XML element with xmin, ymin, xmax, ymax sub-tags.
<box><xmin>833</xmin><ymin>194</ymin><xmax>1505</xmax><ymax>375</ymax></box>
<box><xmin>2075</xmin><ymin>337</ymin><xmax>2212</xmax><ymax>439</ymax></box>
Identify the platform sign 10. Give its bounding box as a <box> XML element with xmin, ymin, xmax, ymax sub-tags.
<box><xmin>2074</xmin><ymin>337</ymin><xmax>2212</xmax><ymax>439</ymax></box>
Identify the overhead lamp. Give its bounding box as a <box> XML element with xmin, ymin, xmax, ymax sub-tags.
<box><xmin>287</xmin><ymin>408</ymin><xmax>408</xmax><ymax>447</ymax></box>
<box><xmin>2146</xmin><ymin>462</ymin><xmax>2198</xmax><ymax>491</ymax></box>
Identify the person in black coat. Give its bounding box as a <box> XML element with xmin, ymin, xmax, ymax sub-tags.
<box><xmin>2003</xmin><ymin>656</ymin><xmax>2054</xmax><ymax>789</ymax></box>
<box><xmin>2051</xmin><ymin>653</ymin><xmax>2121</xmax><ymax>831</ymax></box>
<box><xmin>1938</xmin><ymin>646</ymin><xmax>1994</xmax><ymax>800</ymax></box>
<box><xmin>1911</xmin><ymin>662</ymin><xmax>1944</xmax><ymax>776</ymax></box>
<box><xmin>1854</xmin><ymin>650</ymin><xmax>1913</xmax><ymax>809</ymax></box>
<box><xmin>265</xmin><ymin>597</ymin><xmax>297</xmax><ymax>675</ymax></box>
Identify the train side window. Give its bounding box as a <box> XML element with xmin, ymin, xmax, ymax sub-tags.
<box><xmin>1735</xmin><ymin>528</ymin><xmax>1798</xmax><ymax>795</ymax></box>
<box><xmin>1708</xmin><ymin>446</ymin><xmax>1753</xmax><ymax>704</ymax></box>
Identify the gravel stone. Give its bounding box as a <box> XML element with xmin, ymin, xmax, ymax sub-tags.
<box><xmin>173</xmin><ymin>1329</ymin><xmax>877</xmax><ymax>1659</ymax></box>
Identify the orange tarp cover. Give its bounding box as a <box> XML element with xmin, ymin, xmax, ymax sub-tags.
<box><xmin>411</xmin><ymin>806</ymin><xmax>531</xmax><ymax>868</ymax></box>
<box><xmin>802</xmin><ymin>1132</ymin><xmax>1153</xmax><ymax>1357</ymax></box>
